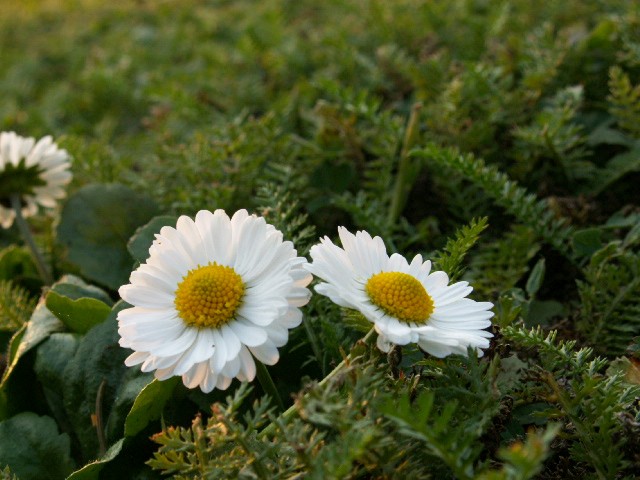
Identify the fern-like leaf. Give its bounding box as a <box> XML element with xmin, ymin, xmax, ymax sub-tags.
<box><xmin>256</xmin><ymin>183</ymin><xmax>316</xmax><ymax>256</ymax></box>
<box><xmin>433</xmin><ymin>216</ymin><xmax>488</xmax><ymax>282</ymax></box>
<box><xmin>465</xmin><ymin>225</ymin><xmax>540</xmax><ymax>297</ymax></box>
<box><xmin>608</xmin><ymin>66</ymin><xmax>640</xmax><ymax>138</ymax></box>
<box><xmin>577</xmin><ymin>242</ymin><xmax>640</xmax><ymax>356</ymax></box>
<box><xmin>0</xmin><ymin>280</ymin><xmax>36</xmax><ymax>331</ymax></box>
<box><xmin>415</xmin><ymin>145</ymin><xmax>575</xmax><ymax>261</ymax></box>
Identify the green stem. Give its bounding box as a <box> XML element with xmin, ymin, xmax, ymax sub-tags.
<box><xmin>10</xmin><ymin>194</ymin><xmax>53</xmax><ymax>285</ymax></box>
<box><xmin>303</xmin><ymin>319</ymin><xmax>325</xmax><ymax>375</ymax></box>
<box><xmin>387</xmin><ymin>102</ymin><xmax>423</xmax><ymax>227</ymax></box>
<box><xmin>259</xmin><ymin>328</ymin><xmax>376</xmax><ymax>438</ymax></box>
<box><xmin>255</xmin><ymin>360</ymin><xmax>285</xmax><ymax>413</ymax></box>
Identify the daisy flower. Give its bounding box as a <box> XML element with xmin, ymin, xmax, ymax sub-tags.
<box><xmin>306</xmin><ymin>227</ymin><xmax>493</xmax><ymax>357</ymax></box>
<box><xmin>0</xmin><ymin>131</ymin><xmax>72</xmax><ymax>228</ymax></box>
<box><xmin>118</xmin><ymin>209</ymin><xmax>312</xmax><ymax>393</ymax></box>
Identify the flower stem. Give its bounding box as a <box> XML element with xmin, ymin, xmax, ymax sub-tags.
<box><xmin>387</xmin><ymin>102</ymin><xmax>423</xmax><ymax>227</ymax></box>
<box><xmin>255</xmin><ymin>360</ymin><xmax>285</xmax><ymax>413</ymax></box>
<box><xmin>259</xmin><ymin>327</ymin><xmax>376</xmax><ymax>438</ymax></box>
<box><xmin>10</xmin><ymin>194</ymin><xmax>53</xmax><ymax>285</ymax></box>
<box><xmin>303</xmin><ymin>319</ymin><xmax>326</xmax><ymax>375</ymax></box>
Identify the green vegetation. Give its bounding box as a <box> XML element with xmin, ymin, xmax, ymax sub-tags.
<box><xmin>1</xmin><ymin>0</ymin><xmax>639</xmax><ymax>478</ymax></box>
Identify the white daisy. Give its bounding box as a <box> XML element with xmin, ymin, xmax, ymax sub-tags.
<box><xmin>305</xmin><ymin>227</ymin><xmax>494</xmax><ymax>357</ymax></box>
<box><xmin>118</xmin><ymin>209</ymin><xmax>312</xmax><ymax>393</ymax></box>
<box><xmin>0</xmin><ymin>131</ymin><xmax>72</xmax><ymax>228</ymax></box>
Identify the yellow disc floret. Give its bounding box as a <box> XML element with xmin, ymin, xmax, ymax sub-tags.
<box><xmin>365</xmin><ymin>271</ymin><xmax>434</xmax><ymax>324</ymax></box>
<box><xmin>174</xmin><ymin>262</ymin><xmax>245</xmax><ymax>329</ymax></box>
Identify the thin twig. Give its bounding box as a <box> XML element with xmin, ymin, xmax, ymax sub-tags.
<box><xmin>95</xmin><ymin>379</ymin><xmax>107</xmax><ymax>457</ymax></box>
<box><xmin>10</xmin><ymin>194</ymin><xmax>53</xmax><ymax>285</ymax></box>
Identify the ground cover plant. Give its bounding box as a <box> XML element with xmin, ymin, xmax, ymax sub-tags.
<box><xmin>1</xmin><ymin>0</ymin><xmax>639</xmax><ymax>478</ymax></box>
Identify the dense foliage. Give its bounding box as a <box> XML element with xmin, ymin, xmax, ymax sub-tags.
<box><xmin>1</xmin><ymin>0</ymin><xmax>639</xmax><ymax>478</ymax></box>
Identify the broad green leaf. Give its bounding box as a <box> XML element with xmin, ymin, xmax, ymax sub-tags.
<box><xmin>526</xmin><ymin>300</ymin><xmax>565</xmax><ymax>327</ymax></box>
<box><xmin>45</xmin><ymin>292</ymin><xmax>111</xmax><ymax>334</ymax></box>
<box><xmin>34</xmin><ymin>333</ymin><xmax>81</xmax><ymax>425</ymax></box>
<box><xmin>57</xmin><ymin>183</ymin><xmax>158</xmax><ymax>289</ymax></box>
<box><xmin>0</xmin><ymin>302</ymin><xmax>64</xmax><ymax>388</ymax></box>
<box><xmin>586</xmin><ymin>123</ymin><xmax>633</xmax><ymax>148</ymax></box>
<box><xmin>0</xmin><ymin>326</ymin><xmax>26</xmax><ymax>420</ymax></box>
<box><xmin>572</xmin><ymin>228</ymin><xmax>603</xmax><ymax>259</ymax></box>
<box><xmin>0</xmin><ymin>245</ymin><xmax>38</xmax><ymax>282</ymax></box>
<box><xmin>0</xmin><ymin>412</ymin><xmax>75</xmax><ymax>480</ymax></box>
<box><xmin>104</xmin><ymin>369</ymin><xmax>154</xmax><ymax>442</ymax></box>
<box><xmin>127</xmin><ymin>215</ymin><xmax>177</xmax><ymax>263</ymax></box>
<box><xmin>65</xmin><ymin>438</ymin><xmax>125</xmax><ymax>480</ymax></box>
<box><xmin>605</xmin><ymin>211</ymin><xmax>640</xmax><ymax>229</ymax></box>
<box><xmin>33</xmin><ymin>333</ymin><xmax>81</xmax><ymax>384</ymax></box>
<box><xmin>525</xmin><ymin>258</ymin><xmax>545</xmax><ymax>297</ymax></box>
<box><xmin>586</xmin><ymin>146</ymin><xmax>640</xmax><ymax>195</ymax></box>
<box><xmin>124</xmin><ymin>377</ymin><xmax>179</xmax><ymax>437</ymax></box>
<box><xmin>61</xmin><ymin>302</ymin><xmax>130</xmax><ymax>462</ymax></box>
<box><xmin>5</xmin><ymin>325</ymin><xmax>26</xmax><ymax>367</ymax></box>
<box><xmin>49</xmin><ymin>275</ymin><xmax>113</xmax><ymax>305</ymax></box>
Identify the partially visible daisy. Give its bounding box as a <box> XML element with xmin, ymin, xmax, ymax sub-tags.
<box><xmin>118</xmin><ymin>209</ymin><xmax>312</xmax><ymax>393</ymax></box>
<box><xmin>306</xmin><ymin>227</ymin><xmax>493</xmax><ymax>357</ymax></box>
<box><xmin>0</xmin><ymin>131</ymin><xmax>72</xmax><ymax>228</ymax></box>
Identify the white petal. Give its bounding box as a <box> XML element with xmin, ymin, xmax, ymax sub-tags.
<box><xmin>237</xmin><ymin>346</ymin><xmax>256</xmax><ymax>381</ymax></box>
<box><xmin>182</xmin><ymin>362</ymin><xmax>209</xmax><ymax>389</ymax></box>
<box><xmin>148</xmin><ymin>327</ymin><xmax>198</xmax><ymax>357</ymax></box>
<box><xmin>220</xmin><ymin>324</ymin><xmax>242</xmax><ymax>360</ymax></box>
<box><xmin>221</xmin><ymin>355</ymin><xmax>241</xmax><ymax>378</ymax></box>
<box><xmin>286</xmin><ymin>286</ymin><xmax>311</xmax><ymax>307</ymax></box>
<box><xmin>278</xmin><ymin>308</ymin><xmax>303</xmax><ymax>329</ymax></box>
<box><xmin>124</xmin><ymin>351</ymin><xmax>149</xmax><ymax>366</ymax></box>
<box><xmin>172</xmin><ymin>329</ymin><xmax>215</xmax><ymax>375</ymax></box>
<box><xmin>215</xmin><ymin>376</ymin><xmax>232</xmax><ymax>390</ymax></box>
<box><xmin>422</xmin><ymin>271</ymin><xmax>449</xmax><ymax>292</ymax></box>
<box><xmin>376</xmin><ymin>333</ymin><xmax>393</xmax><ymax>352</ymax></box>
<box><xmin>211</xmin><ymin>331</ymin><xmax>228</xmax><ymax>372</ymax></box>
<box><xmin>229</xmin><ymin>320</ymin><xmax>268</xmax><ymax>347</ymax></box>
<box><xmin>129</xmin><ymin>270</ymin><xmax>176</xmax><ymax>295</ymax></box>
<box><xmin>249</xmin><ymin>341</ymin><xmax>279</xmax><ymax>365</ymax></box>
<box><xmin>175</xmin><ymin>215</ymin><xmax>208</xmax><ymax>267</ymax></box>
<box><xmin>266</xmin><ymin>325</ymin><xmax>288</xmax><ymax>347</ymax></box>
<box><xmin>119</xmin><ymin>284</ymin><xmax>174</xmax><ymax>309</ymax></box>
<box><xmin>155</xmin><ymin>367</ymin><xmax>176</xmax><ymax>381</ymax></box>
<box><xmin>236</xmin><ymin>305</ymin><xmax>278</xmax><ymax>327</ymax></box>
<box><xmin>201</xmin><ymin>367</ymin><xmax>218</xmax><ymax>393</ymax></box>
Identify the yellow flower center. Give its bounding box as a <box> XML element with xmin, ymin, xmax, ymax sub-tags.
<box><xmin>174</xmin><ymin>263</ymin><xmax>245</xmax><ymax>329</ymax></box>
<box><xmin>365</xmin><ymin>271</ymin><xmax>434</xmax><ymax>324</ymax></box>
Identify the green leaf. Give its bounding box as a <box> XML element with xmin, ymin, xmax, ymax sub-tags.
<box><xmin>525</xmin><ymin>258</ymin><xmax>546</xmax><ymax>297</ymax></box>
<box><xmin>526</xmin><ymin>300</ymin><xmax>565</xmax><ymax>327</ymax></box>
<box><xmin>0</xmin><ymin>412</ymin><xmax>75</xmax><ymax>480</ymax></box>
<box><xmin>496</xmin><ymin>354</ymin><xmax>528</xmax><ymax>393</ymax></box>
<box><xmin>57</xmin><ymin>183</ymin><xmax>158</xmax><ymax>289</ymax></box>
<box><xmin>49</xmin><ymin>275</ymin><xmax>113</xmax><ymax>305</ymax></box>
<box><xmin>586</xmin><ymin>122</ymin><xmax>633</xmax><ymax>148</ymax></box>
<box><xmin>126</xmin><ymin>215</ymin><xmax>177</xmax><ymax>263</ymax></box>
<box><xmin>572</xmin><ymin>228</ymin><xmax>604</xmax><ymax>259</ymax></box>
<box><xmin>33</xmin><ymin>334</ymin><xmax>81</xmax><ymax>386</ymax></box>
<box><xmin>433</xmin><ymin>216</ymin><xmax>489</xmax><ymax>282</ymax></box>
<box><xmin>45</xmin><ymin>292</ymin><xmax>111</xmax><ymax>334</ymax></box>
<box><xmin>61</xmin><ymin>301</ymin><xmax>130</xmax><ymax>462</ymax></box>
<box><xmin>34</xmin><ymin>333</ymin><xmax>81</xmax><ymax>425</ymax></box>
<box><xmin>65</xmin><ymin>438</ymin><xmax>125</xmax><ymax>480</ymax></box>
<box><xmin>0</xmin><ymin>302</ymin><xmax>64</xmax><ymax>388</ymax></box>
<box><xmin>104</xmin><ymin>369</ymin><xmax>154</xmax><ymax>442</ymax></box>
<box><xmin>124</xmin><ymin>377</ymin><xmax>179</xmax><ymax>437</ymax></box>
<box><xmin>586</xmin><ymin>146</ymin><xmax>640</xmax><ymax>196</ymax></box>
<box><xmin>0</xmin><ymin>246</ymin><xmax>38</xmax><ymax>282</ymax></box>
